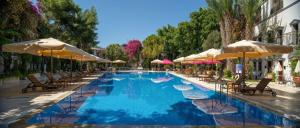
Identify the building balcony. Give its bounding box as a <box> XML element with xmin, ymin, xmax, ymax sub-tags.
<box><xmin>262</xmin><ymin>31</ymin><xmax>299</xmax><ymax>46</ymax></box>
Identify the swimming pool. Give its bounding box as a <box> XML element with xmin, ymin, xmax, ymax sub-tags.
<box><xmin>28</xmin><ymin>72</ymin><xmax>298</xmax><ymax>127</ymax></box>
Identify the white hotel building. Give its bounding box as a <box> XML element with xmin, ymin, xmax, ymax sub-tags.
<box><xmin>253</xmin><ymin>0</ymin><xmax>300</xmax><ymax>84</ymax></box>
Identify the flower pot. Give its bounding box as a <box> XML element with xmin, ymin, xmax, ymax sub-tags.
<box><xmin>293</xmin><ymin>76</ymin><xmax>300</xmax><ymax>87</ymax></box>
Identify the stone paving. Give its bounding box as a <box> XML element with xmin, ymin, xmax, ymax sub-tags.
<box><xmin>0</xmin><ymin>73</ymin><xmax>102</xmax><ymax>127</ymax></box>
<box><xmin>170</xmin><ymin>72</ymin><xmax>300</xmax><ymax>122</ymax></box>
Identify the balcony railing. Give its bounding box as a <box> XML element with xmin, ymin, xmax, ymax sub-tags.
<box><xmin>263</xmin><ymin>31</ymin><xmax>300</xmax><ymax>46</ymax></box>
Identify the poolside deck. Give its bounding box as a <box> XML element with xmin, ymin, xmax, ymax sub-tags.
<box><xmin>0</xmin><ymin>73</ymin><xmax>103</xmax><ymax>128</ymax></box>
<box><xmin>170</xmin><ymin>72</ymin><xmax>300</xmax><ymax>122</ymax></box>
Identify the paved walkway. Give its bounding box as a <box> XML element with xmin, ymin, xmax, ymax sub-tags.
<box><xmin>0</xmin><ymin>73</ymin><xmax>102</xmax><ymax>127</ymax></box>
<box><xmin>170</xmin><ymin>72</ymin><xmax>300</xmax><ymax>122</ymax></box>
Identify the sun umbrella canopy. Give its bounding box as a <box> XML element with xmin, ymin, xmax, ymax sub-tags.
<box><xmin>193</xmin><ymin>49</ymin><xmax>221</xmax><ymax>60</ymax></box>
<box><xmin>162</xmin><ymin>59</ymin><xmax>173</xmax><ymax>65</ymax></box>
<box><xmin>185</xmin><ymin>54</ymin><xmax>198</xmax><ymax>61</ymax></box>
<box><xmin>151</xmin><ymin>59</ymin><xmax>162</xmax><ymax>64</ymax></box>
<box><xmin>295</xmin><ymin>60</ymin><xmax>300</xmax><ymax>73</ymax></box>
<box><xmin>222</xmin><ymin>40</ymin><xmax>293</xmax><ymax>58</ymax></box>
<box><xmin>2</xmin><ymin>38</ymin><xmax>93</xmax><ymax>61</ymax></box>
<box><xmin>173</xmin><ymin>57</ymin><xmax>185</xmax><ymax>63</ymax></box>
<box><xmin>222</xmin><ymin>40</ymin><xmax>293</xmax><ymax>86</ymax></box>
<box><xmin>203</xmin><ymin>60</ymin><xmax>221</xmax><ymax>64</ymax></box>
<box><xmin>81</xmin><ymin>54</ymin><xmax>110</xmax><ymax>63</ymax></box>
<box><xmin>112</xmin><ymin>60</ymin><xmax>126</xmax><ymax>64</ymax></box>
<box><xmin>192</xmin><ymin>60</ymin><xmax>205</xmax><ymax>65</ymax></box>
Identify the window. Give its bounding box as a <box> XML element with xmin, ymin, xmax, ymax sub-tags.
<box><xmin>276</xmin><ymin>28</ymin><xmax>283</xmax><ymax>45</ymax></box>
<box><xmin>294</xmin><ymin>24</ymin><xmax>299</xmax><ymax>45</ymax></box>
<box><xmin>271</xmin><ymin>0</ymin><xmax>283</xmax><ymax>14</ymax></box>
<box><xmin>267</xmin><ymin>31</ymin><xmax>275</xmax><ymax>43</ymax></box>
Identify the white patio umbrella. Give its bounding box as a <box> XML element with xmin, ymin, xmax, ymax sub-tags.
<box><xmin>151</xmin><ymin>59</ymin><xmax>162</xmax><ymax>64</ymax></box>
<box><xmin>2</xmin><ymin>38</ymin><xmax>96</xmax><ymax>81</ymax></box>
<box><xmin>173</xmin><ymin>57</ymin><xmax>185</xmax><ymax>63</ymax></box>
<box><xmin>295</xmin><ymin>60</ymin><xmax>300</xmax><ymax>73</ymax></box>
<box><xmin>113</xmin><ymin>60</ymin><xmax>126</xmax><ymax>64</ymax></box>
<box><xmin>223</xmin><ymin>40</ymin><xmax>293</xmax><ymax>86</ymax></box>
<box><xmin>184</xmin><ymin>54</ymin><xmax>198</xmax><ymax>61</ymax></box>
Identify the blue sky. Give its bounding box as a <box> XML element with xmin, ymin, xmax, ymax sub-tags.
<box><xmin>73</xmin><ymin>0</ymin><xmax>207</xmax><ymax>48</ymax></box>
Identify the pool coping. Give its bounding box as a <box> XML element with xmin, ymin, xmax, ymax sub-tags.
<box><xmin>169</xmin><ymin>72</ymin><xmax>300</xmax><ymax>123</ymax></box>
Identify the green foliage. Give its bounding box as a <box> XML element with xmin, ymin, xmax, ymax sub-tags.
<box><xmin>142</xmin><ymin>58</ymin><xmax>151</xmax><ymax>69</ymax></box>
<box><xmin>0</xmin><ymin>0</ymin><xmax>99</xmax><ymax>75</ymax></box>
<box><xmin>157</xmin><ymin>25</ymin><xmax>178</xmax><ymax>59</ymax></box>
<box><xmin>40</xmin><ymin>0</ymin><xmax>98</xmax><ymax>50</ymax></box>
<box><xmin>224</xmin><ymin>69</ymin><xmax>232</xmax><ymax>78</ymax></box>
<box><xmin>142</xmin><ymin>35</ymin><xmax>164</xmax><ymax>59</ymax></box>
<box><xmin>190</xmin><ymin>8</ymin><xmax>219</xmax><ymax>50</ymax></box>
<box><xmin>0</xmin><ymin>0</ymin><xmax>39</xmax><ymax>42</ymax></box>
<box><xmin>248</xmin><ymin>61</ymin><xmax>254</xmax><ymax>80</ymax></box>
<box><xmin>290</xmin><ymin>46</ymin><xmax>300</xmax><ymax>76</ymax></box>
<box><xmin>147</xmin><ymin>8</ymin><xmax>219</xmax><ymax>59</ymax></box>
<box><xmin>202</xmin><ymin>30</ymin><xmax>221</xmax><ymax>50</ymax></box>
<box><xmin>105</xmin><ymin>44</ymin><xmax>127</xmax><ymax>61</ymax></box>
<box><xmin>291</xmin><ymin>59</ymin><xmax>297</xmax><ymax>74</ymax></box>
<box><xmin>239</xmin><ymin>0</ymin><xmax>263</xmax><ymax>39</ymax></box>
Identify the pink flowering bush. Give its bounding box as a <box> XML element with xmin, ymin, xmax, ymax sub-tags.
<box><xmin>124</xmin><ymin>40</ymin><xmax>142</xmax><ymax>60</ymax></box>
<box><xmin>27</xmin><ymin>0</ymin><xmax>41</xmax><ymax>16</ymax></box>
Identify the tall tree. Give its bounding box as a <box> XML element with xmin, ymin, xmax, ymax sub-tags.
<box><xmin>0</xmin><ymin>0</ymin><xmax>40</xmax><ymax>42</ymax></box>
<box><xmin>39</xmin><ymin>0</ymin><xmax>98</xmax><ymax>50</ymax></box>
<box><xmin>157</xmin><ymin>25</ymin><xmax>178</xmax><ymax>59</ymax></box>
<box><xmin>175</xmin><ymin>22</ymin><xmax>194</xmax><ymax>57</ymax></box>
<box><xmin>142</xmin><ymin>35</ymin><xmax>164</xmax><ymax>59</ymax></box>
<box><xmin>239</xmin><ymin>0</ymin><xmax>262</xmax><ymax>40</ymax></box>
<box><xmin>206</xmin><ymin>0</ymin><xmax>235</xmax><ymax>46</ymax></box>
<box><xmin>190</xmin><ymin>8</ymin><xmax>219</xmax><ymax>51</ymax></box>
<box><xmin>0</xmin><ymin>0</ymin><xmax>41</xmax><ymax>74</ymax></box>
<box><xmin>202</xmin><ymin>30</ymin><xmax>222</xmax><ymax>50</ymax></box>
<box><xmin>105</xmin><ymin>44</ymin><xmax>127</xmax><ymax>61</ymax></box>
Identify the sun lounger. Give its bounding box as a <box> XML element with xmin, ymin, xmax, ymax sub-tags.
<box><xmin>22</xmin><ymin>74</ymin><xmax>59</xmax><ymax>93</ymax></box>
<box><xmin>228</xmin><ymin>76</ymin><xmax>243</xmax><ymax>93</ymax></box>
<box><xmin>45</xmin><ymin>73</ymin><xmax>68</xmax><ymax>87</ymax></box>
<box><xmin>200</xmin><ymin>71</ymin><xmax>214</xmax><ymax>82</ymax></box>
<box><xmin>240</xmin><ymin>78</ymin><xmax>277</xmax><ymax>96</ymax></box>
<box><xmin>59</xmin><ymin>72</ymin><xmax>80</xmax><ymax>82</ymax></box>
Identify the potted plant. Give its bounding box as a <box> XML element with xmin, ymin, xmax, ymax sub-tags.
<box><xmin>290</xmin><ymin>46</ymin><xmax>300</xmax><ymax>87</ymax></box>
<box><xmin>293</xmin><ymin>72</ymin><xmax>300</xmax><ymax>87</ymax></box>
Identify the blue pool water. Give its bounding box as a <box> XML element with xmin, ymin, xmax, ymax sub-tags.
<box><xmin>28</xmin><ymin>72</ymin><xmax>298</xmax><ymax>127</ymax></box>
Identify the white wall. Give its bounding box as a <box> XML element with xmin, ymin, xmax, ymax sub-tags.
<box><xmin>255</xmin><ymin>0</ymin><xmax>300</xmax><ymax>83</ymax></box>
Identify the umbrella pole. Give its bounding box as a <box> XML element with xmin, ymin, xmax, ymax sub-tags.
<box><xmin>212</xmin><ymin>57</ymin><xmax>218</xmax><ymax>92</ymax></box>
<box><xmin>50</xmin><ymin>49</ymin><xmax>53</xmax><ymax>82</ymax></box>
<box><xmin>41</xmin><ymin>54</ymin><xmax>44</xmax><ymax>74</ymax></box>
<box><xmin>71</xmin><ymin>56</ymin><xmax>73</xmax><ymax>81</ymax></box>
<box><xmin>242</xmin><ymin>52</ymin><xmax>246</xmax><ymax>87</ymax></box>
<box><xmin>80</xmin><ymin>57</ymin><xmax>82</xmax><ymax>72</ymax></box>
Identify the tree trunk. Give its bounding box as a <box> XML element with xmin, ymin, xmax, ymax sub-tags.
<box><xmin>223</xmin><ymin>14</ymin><xmax>235</xmax><ymax>72</ymax></box>
<box><xmin>219</xmin><ymin>20</ymin><xmax>226</xmax><ymax>47</ymax></box>
<box><xmin>245</xmin><ymin>22</ymin><xmax>254</xmax><ymax>40</ymax></box>
<box><xmin>224</xmin><ymin>14</ymin><xmax>233</xmax><ymax>46</ymax></box>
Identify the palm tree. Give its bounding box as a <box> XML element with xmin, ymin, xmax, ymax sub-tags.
<box><xmin>206</xmin><ymin>0</ymin><xmax>236</xmax><ymax>71</ymax></box>
<box><xmin>206</xmin><ymin>0</ymin><xmax>235</xmax><ymax>46</ymax></box>
<box><xmin>239</xmin><ymin>0</ymin><xmax>263</xmax><ymax>40</ymax></box>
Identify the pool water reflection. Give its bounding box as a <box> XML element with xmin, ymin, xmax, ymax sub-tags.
<box><xmin>28</xmin><ymin>72</ymin><xmax>298</xmax><ymax>127</ymax></box>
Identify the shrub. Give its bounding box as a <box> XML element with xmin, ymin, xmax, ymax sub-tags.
<box><xmin>224</xmin><ymin>69</ymin><xmax>232</xmax><ymax>79</ymax></box>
